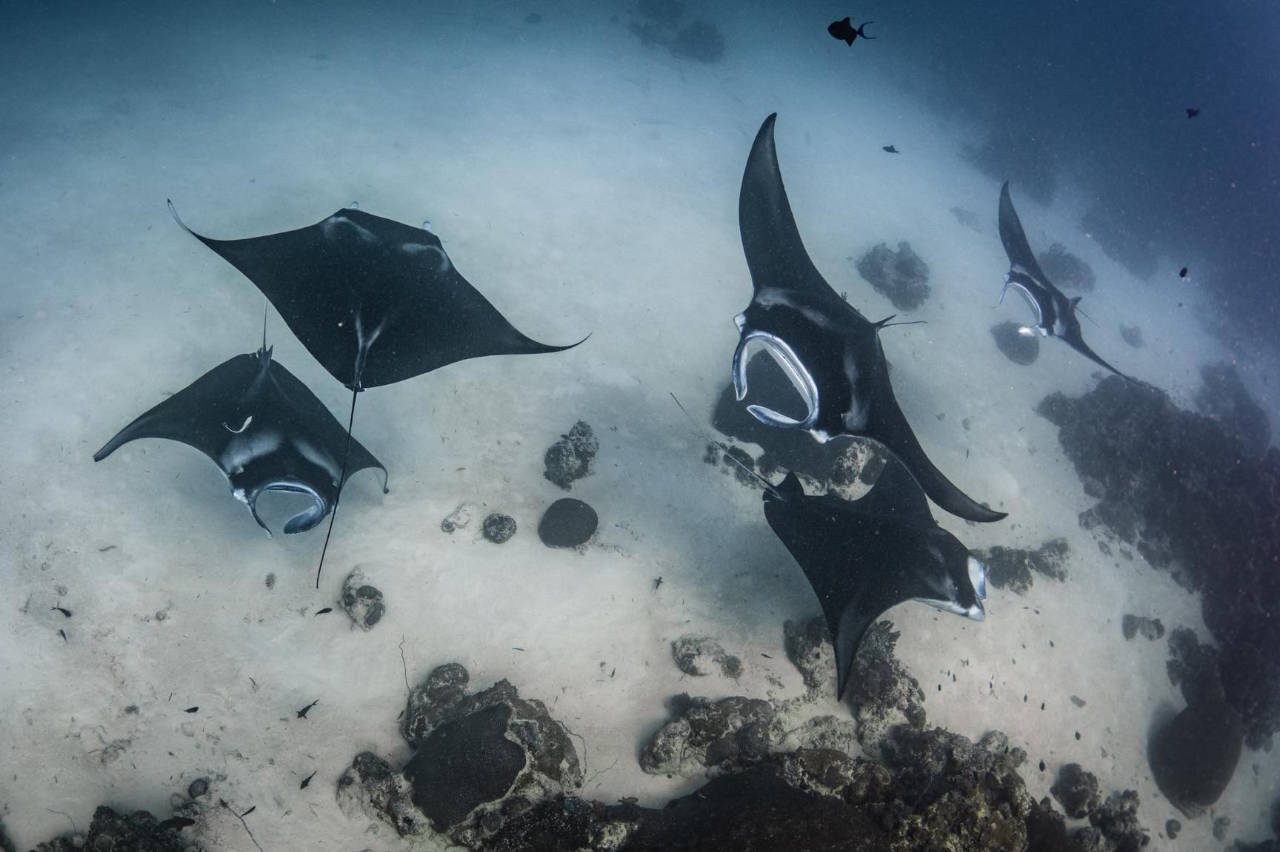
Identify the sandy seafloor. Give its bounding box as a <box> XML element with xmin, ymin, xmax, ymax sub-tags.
<box><xmin>2</xmin><ymin>3</ymin><xmax>1278</xmax><ymax>850</ymax></box>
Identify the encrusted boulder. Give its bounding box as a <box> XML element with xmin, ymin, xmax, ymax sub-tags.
<box><xmin>1051</xmin><ymin>763</ymin><xmax>1100</xmax><ymax>819</ymax></box>
<box><xmin>30</xmin><ymin>806</ymin><xmax>190</xmax><ymax>852</ymax></box>
<box><xmin>882</xmin><ymin>726</ymin><xmax>1035</xmax><ymax>852</ymax></box>
<box><xmin>543</xmin><ymin>420</ymin><xmax>599</xmax><ymax>490</ymax></box>
<box><xmin>347</xmin><ymin>663</ymin><xmax>582</xmax><ymax>847</ymax></box>
<box><xmin>845</xmin><ymin>621</ymin><xmax>927</xmax><ymax>752</ymax></box>
<box><xmin>671</xmin><ymin>635</ymin><xmax>741</xmax><ymax>679</ymax></box>
<box><xmin>639</xmin><ymin>694</ymin><xmax>778</xmax><ymax>776</ymax></box>
<box><xmin>784</xmin><ymin>616</ymin><xmax>835</xmax><ymax>693</ymax></box>
<box><xmin>336</xmin><ymin>751</ymin><xmax>426</xmax><ymax>837</ymax></box>
<box><xmin>340</xmin><ymin>568</ymin><xmax>385</xmax><ymax>631</ymax></box>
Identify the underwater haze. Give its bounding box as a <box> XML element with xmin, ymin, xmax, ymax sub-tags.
<box><xmin>2</xmin><ymin>1</ymin><xmax>1278</xmax><ymax>850</ymax></box>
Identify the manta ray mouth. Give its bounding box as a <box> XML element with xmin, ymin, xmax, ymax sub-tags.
<box><xmin>969</xmin><ymin>554</ymin><xmax>988</xmax><ymax>603</ymax></box>
<box><xmin>732</xmin><ymin>329</ymin><xmax>820</xmax><ymax>431</ymax></box>
<box><xmin>242</xmin><ymin>481</ymin><xmax>330</xmax><ymax>536</ymax></box>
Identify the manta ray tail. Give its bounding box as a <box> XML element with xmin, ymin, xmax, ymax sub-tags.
<box><xmin>316</xmin><ymin>385</ymin><xmax>358</xmax><ymax>588</ymax></box>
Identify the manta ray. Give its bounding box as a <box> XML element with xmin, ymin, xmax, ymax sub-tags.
<box><xmin>732</xmin><ymin>113</ymin><xmax>1005</xmax><ymax>523</ymax></box>
<box><xmin>95</xmin><ymin>345</ymin><xmax>387</xmax><ymax>536</ymax></box>
<box><xmin>763</xmin><ymin>462</ymin><xmax>988</xmax><ymax>699</ymax></box>
<box><xmin>997</xmin><ymin>182</ymin><xmax>1134</xmax><ymax>381</ymax></box>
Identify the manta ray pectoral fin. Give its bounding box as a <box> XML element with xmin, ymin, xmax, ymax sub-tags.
<box><xmin>834</xmin><ymin>605</ymin><xmax>879</xmax><ymax>700</ymax></box>
<box><xmin>866</xmin><ymin>402</ymin><xmax>1007</xmax><ymax>523</ymax></box>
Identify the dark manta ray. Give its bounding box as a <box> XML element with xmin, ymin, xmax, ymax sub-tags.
<box><xmin>997</xmin><ymin>183</ymin><xmax>1133</xmax><ymax>381</ymax></box>
<box><xmin>94</xmin><ymin>346</ymin><xmax>388</xmax><ymax>536</ymax></box>
<box><xmin>167</xmin><ymin>201</ymin><xmax>585</xmax><ymax>582</ymax></box>
<box><xmin>763</xmin><ymin>462</ymin><xmax>988</xmax><ymax>699</ymax></box>
<box><xmin>166</xmin><ymin>202</ymin><xmax>584</xmax><ymax>392</ymax></box>
<box><xmin>733</xmin><ymin>113</ymin><xmax>1005</xmax><ymax>523</ymax></box>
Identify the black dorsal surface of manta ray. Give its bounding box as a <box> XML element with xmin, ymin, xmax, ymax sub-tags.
<box><xmin>997</xmin><ymin>182</ymin><xmax>1134</xmax><ymax>381</ymax></box>
<box><xmin>733</xmin><ymin>113</ymin><xmax>1005</xmax><ymax>523</ymax></box>
<box><xmin>763</xmin><ymin>463</ymin><xmax>988</xmax><ymax>700</ymax></box>
<box><xmin>167</xmin><ymin>202</ymin><xmax>585</xmax><ymax>392</ymax></box>
<box><xmin>94</xmin><ymin>346</ymin><xmax>388</xmax><ymax>536</ymax></box>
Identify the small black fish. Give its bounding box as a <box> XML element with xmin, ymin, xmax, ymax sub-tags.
<box><xmin>58</xmin><ymin>628</ymin><xmax>68</xmax><ymax>642</ymax></box>
<box><xmin>296</xmin><ymin>699</ymin><xmax>319</xmax><ymax>719</ymax></box>
<box><xmin>1179</xmin><ymin>267</ymin><xmax>1189</xmax><ymax>279</ymax></box>
<box><xmin>1186</xmin><ymin>107</ymin><xmax>1200</xmax><ymax>118</ymax></box>
<box><xmin>314</xmin><ymin>607</ymin><xmax>333</xmax><ymax>616</ymax></box>
<box><xmin>158</xmin><ymin>816</ymin><xmax>196</xmax><ymax>831</ymax></box>
<box><xmin>882</xmin><ymin>145</ymin><xmax>899</xmax><ymax>154</ymax></box>
<box><xmin>652</xmin><ymin>576</ymin><xmax>663</xmax><ymax>591</ymax></box>
<box><xmin>185</xmin><ymin>706</ymin><xmax>199</xmax><ymax>713</ymax></box>
<box><xmin>300</xmin><ymin>770</ymin><xmax>316</xmax><ymax>789</ymax></box>
<box><xmin>828</xmin><ymin>16</ymin><xmax>874</xmax><ymax>45</ymax></box>
<box><xmin>51</xmin><ymin>606</ymin><xmax>72</xmax><ymax>618</ymax></box>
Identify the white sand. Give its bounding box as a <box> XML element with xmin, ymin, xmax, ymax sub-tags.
<box><xmin>2</xmin><ymin>2</ymin><xmax>1277</xmax><ymax>849</ymax></box>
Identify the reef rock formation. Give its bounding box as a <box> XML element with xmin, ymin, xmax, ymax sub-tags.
<box><xmin>1051</xmin><ymin>763</ymin><xmax>1101</xmax><ymax>819</ymax></box>
<box><xmin>490</xmin><ymin>726</ymin><xmax>1050</xmax><ymax>852</ymax></box>
<box><xmin>1150</xmin><ymin>630</ymin><xmax>1243</xmax><ymax>817</ymax></box>
<box><xmin>543</xmin><ymin>420</ymin><xmax>598</xmax><ymax>490</ymax></box>
<box><xmin>639</xmin><ymin>694</ymin><xmax>777</xmax><ymax>776</ymax></box>
<box><xmin>1038</xmin><ymin>374</ymin><xmax>1280</xmax><ymax>746</ymax></box>
<box><xmin>1121</xmin><ymin>614</ymin><xmax>1164</xmax><ymax>641</ymax></box>
<box><xmin>977</xmin><ymin>539</ymin><xmax>1069</xmax><ymax>595</ymax></box>
<box><xmin>855</xmin><ymin>241</ymin><xmax>932</xmax><ymax>311</ymax></box>
<box><xmin>345</xmin><ymin>663</ymin><xmax>582</xmax><ymax>848</ymax></box>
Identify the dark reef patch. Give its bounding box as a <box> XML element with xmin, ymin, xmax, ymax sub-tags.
<box><xmin>1051</xmin><ymin>763</ymin><xmax>1100</xmax><ymax>819</ymax></box>
<box><xmin>628</xmin><ymin>0</ymin><xmax>725</xmax><ymax>63</ymax></box>
<box><xmin>976</xmin><ymin>539</ymin><xmax>1069</xmax><ymax>595</ymax></box>
<box><xmin>25</xmin><ymin>806</ymin><xmax>190</xmax><ymax>852</ymax></box>
<box><xmin>1121</xmin><ymin>614</ymin><xmax>1164</xmax><ymax>641</ymax></box>
<box><xmin>1037</xmin><ymin>374</ymin><xmax>1280</xmax><ymax>746</ymax></box>
<box><xmin>1038</xmin><ymin>243</ymin><xmax>1096</xmax><ymax>291</ymax></box>
<box><xmin>491</xmin><ymin>726</ymin><xmax>1067</xmax><ymax>852</ymax></box>
<box><xmin>991</xmin><ymin>320</ymin><xmax>1040</xmax><ymax>365</ymax></box>
<box><xmin>854</xmin><ymin>241</ymin><xmax>932</xmax><ymax>311</ymax></box>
